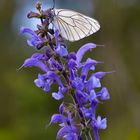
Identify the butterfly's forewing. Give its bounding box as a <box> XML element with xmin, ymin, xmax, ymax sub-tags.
<box><xmin>52</xmin><ymin>9</ymin><xmax>100</xmax><ymax>42</ymax></box>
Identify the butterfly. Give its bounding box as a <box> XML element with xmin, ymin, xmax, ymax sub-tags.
<box><xmin>45</xmin><ymin>1</ymin><xmax>100</xmax><ymax>42</ymax></box>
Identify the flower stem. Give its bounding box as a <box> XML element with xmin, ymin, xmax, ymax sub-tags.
<box><xmin>93</xmin><ymin>128</ymin><xmax>100</xmax><ymax>140</ymax></box>
<box><xmin>89</xmin><ymin>131</ymin><xmax>93</xmax><ymax>140</ymax></box>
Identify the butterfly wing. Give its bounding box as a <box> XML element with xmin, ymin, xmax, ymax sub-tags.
<box><xmin>52</xmin><ymin>9</ymin><xmax>100</xmax><ymax>42</ymax></box>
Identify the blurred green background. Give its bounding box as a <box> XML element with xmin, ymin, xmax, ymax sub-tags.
<box><xmin>0</xmin><ymin>0</ymin><xmax>140</xmax><ymax>139</ymax></box>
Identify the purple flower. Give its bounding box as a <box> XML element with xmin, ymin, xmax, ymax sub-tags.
<box><xmin>81</xmin><ymin>58</ymin><xmax>99</xmax><ymax>81</ymax></box>
<box><xmin>52</xmin><ymin>86</ymin><xmax>67</xmax><ymax>100</ymax></box>
<box><xmin>34</xmin><ymin>74</ymin><xmax>53</xmax><ymax>92</ymax></box>
<box><xmin>81</xmin><ymin>107</ymin><xmax>95</xmax><ymax>119</ymax></box>
<box><xmin>34</xmin><ymin>71</ymin><xmax>67</xmax><ymax>100</ymax></box>
<box><xmin>89</xmin><ymin>89</ymin><xmax>98</xmax><ymax>103</ymax></box>
<box><xmin>98</xmin><ymin>87</ymin><xmax>110</xmax><ymax>100</ymax></box>
<box><xmin>63</xmin><ymin>133</ymin><xmax>78</xmax><ymax>140</ymax></box>
<box><xmin>54</xmin><ymin>29</ymin><xmax>68</xmax><ymax>57</ymax></box>
<box><xmin>94</xmin><ymin>116</ymin><xmax>107</xmax><ymax>129</ymax></box>
<box><xmin>91</xmin><ymin>116</ymin><xmax>107</xmax><ymax>140</ymax></box>
<box><xmin>48</xmin><ymin>58</ymin><xmax>62</xmax><ymax>71</ymax></box>
<box><xmin>86</xmin><ymin>75</ymin><xmax>101</xmax><ymax>92</ymax></box>
<box><xmin>72</xmin><ymin>77</ymin><xmax>84</xmax><ymax>91</ymax></box>
<box><xmin>22</xmin><ymin>57</ymin><xmax>48</xmax><ymax>72</ymax></box>
<box><xmin>46</xmin><ymin>71</ymin><xmax>64</xmax><ymax>88</ymax></box>
<box><xmin>90</xmin><ymin>116</ymin><xmax>107</xmax><ymax>130</ymax></box>
<box><xmin>31</xmin><ymin>53</ymin><xmax>46</xmax><ymax>61</ymax></box>
<box><xmin>50</xmin><ymin>111</ymin><xmax>79</xmax><ymax>140</ymax></box>
<box><xmin>55</xmin><ymin>45</ymin><xmax>68</xmax><ymax>57</ymax></box>
<box><xmin>76</xmin><ymin>43</ymin><xmax>96</xmax><ymax>65</ymax></box>
<box><xmin>75</xmin><ymin>90</ymin><xmax>89</xmax><ymax>107</ymax></box>
<box><xmin>20</xmin><ymin>27</ymin><xmax>44</xmax><ymax>49</ymax></box>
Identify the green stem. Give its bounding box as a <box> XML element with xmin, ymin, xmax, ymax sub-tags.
<box><xmin>89</xmin><ymin>131</ymin><xmax>93</xmax><ymax>140</ymax></box>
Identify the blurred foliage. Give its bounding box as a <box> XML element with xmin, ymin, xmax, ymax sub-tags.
<box><xmin>0</xmin><ymin>0</ymin><xmax>140</xmax><ymax>139</ymax></box>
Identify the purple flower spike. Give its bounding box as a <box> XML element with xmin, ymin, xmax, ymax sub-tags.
<box><xmin>20</xmin><ymin>3</ymin><xmax>111</xmax><ymax>140</ymax></box>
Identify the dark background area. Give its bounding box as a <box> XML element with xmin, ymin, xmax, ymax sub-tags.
<box><xmin>0</xmin><ymin>0</ymin><xmax>140</xmax><ymax>139</ymax></box>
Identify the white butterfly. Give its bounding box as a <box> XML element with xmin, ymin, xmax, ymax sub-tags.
<box><xmin>48</xmin><ymin>8</ymin><xmax>100</xmax><ymax>42</ymax></box>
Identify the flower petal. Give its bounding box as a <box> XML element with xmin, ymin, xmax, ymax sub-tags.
<box><xmin>47</xmin><ymin>71</ymin><xmax>63</xmax><ymax>87</ymax></box>
<box><xmin>48</xmin><ymin>58</ymin><xmax>62</xmax><ymax>71</ymax></box>
<box><xmin>63</xmin><ymin>133</ymin><xmax>78</xmax><ymax>140</ymax></box>
<box><xmin>20</xmin><ymin>27</ymin><xmax>43</xmax><ymax>49</ymax></box>
<box><xmin>20</xmin><ymin>27</ymin><xmax>38</xmax><ymax>37</ymax></box>
<box><xmin>81</xmin><ymin>58</ymin><xmax>98</xmax><ymax>81</ymax></box>
<box><xmin>81</xmin><ymin>107</ymin><xmax>94</xmax><ymax>118</ymax></box>
<box><xmin>31</xmin><ymin>53</ymin><xmax>45</xmax><ymax>60</ymax></box>
<box><xmin>51</xmin><ymin>114</ymin><xmax>66</xmax><ymax>123</ymax></box>
<box><xmin>68</xmin><ymin>52</ymin><xmax>77</xmax><ymax>60</ymax></box>
<box><xmin>72</xmin><ymin>77</ymin><xmax>84</xmax><ymax>91</ymax></box>
<box><xmin>52</xmin><ymin>91</ymin><xmax>64</xmax><ymax>100</ymax></box>
<box><xmin>68</xmin><ymin>59</ymin><xmax>77</xmax><ymax>70</ymax></box>
<box><xmin>57</xmin><ymin>126</ymin><xmax>71</xmax><ymax>139</ymax></box>
<box><xmin>75</xmin><ymin>90</ymin><xmax>88</xmax><ymax>107</ymax></box>
<box><xmin>59</xmin><ymin>103</ymin><xmax>65</xmax><ymax>114</ymax></box>
<box><xmin>89</xmin><ymin>90</ymin><xmax>97</xmax><ymax>101</ymax></box>
<box><xmin>56</xmin><ymin>45</ymin><xmax>68</xmax><ymax>57</ymax></box>
<box><xmin>94</xmin><ymin>72</ymin><xmax>106</xmax><ymax>79</ymax></box>
<box><xmin>23</xmin><ymin>58</ymin><xmax>48</xmax><ymax>72</ymax></box>
<box><xmin>86</xmin><ymin>76</ymin><xmax>101</xmax><ymax>92</ymax></box>
<box><xmin>95</xmin><ymin>116</ymin><xmax>107</xmax><ymax>129</ymax></box>
<box><xmin>34</xmin><ymin>78</ymin><xmax>44</xmax><ymax>88</ymax></box>
<box><xmin>76</xmin><ymin>43</ymin><xmax>96</xmax><ymax>64</ymax></box>
<box><xmin>43</xmin><ymin>80</ymin><xmax>53</xmax><ymax>92</ymax></box>
<box><xmin>98</xmin><ymin>87</ymin><xmax>110</xmax><ymax>100</ymax></box>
